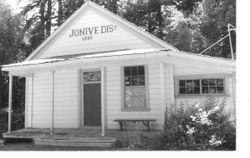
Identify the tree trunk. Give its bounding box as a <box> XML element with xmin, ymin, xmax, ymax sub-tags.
<box><xmin>57</xmin><ymin>0</ymin><xmax>63</xmax><ymax>26</ymax></box>
<box><xmin>157</xmin><ymin>3</ymin><xmax>163</xmax><ymax>39</ymax></box>
<box><xmin>39</xmin><ymin>0</ymin><xmax>46</xmax><ymax>37</ymax></box>
<box><xmin>45</xmin><ymin>0</ymin><xmax>52</xmax><ymax>36</ymax></box>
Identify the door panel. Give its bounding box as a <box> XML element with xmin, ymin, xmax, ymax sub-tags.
<box><xmin>84</xmin><ymin>83</ymin><xmax>101</xmax><ymax>126</ymax></box>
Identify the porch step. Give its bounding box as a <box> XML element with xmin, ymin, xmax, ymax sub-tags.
<box><xmin>0</xmin><ymin>139</ymin><xmax>4</xmax><ymax>146</ymax></box>
<box><xmin>34</xmin><ymin>137</ymin><xmax>116</xmax><ymax>147</ymax></box>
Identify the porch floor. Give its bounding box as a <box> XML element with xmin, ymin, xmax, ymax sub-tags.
<box><xmin>2</xmin><ymin>128</ymin><xmax>161</xmax><ymax>139</ymax></box>
<box><xmin>1</xmin><ymin>128</ymin><xmax>162</xmax><ymax>147</ymax></box>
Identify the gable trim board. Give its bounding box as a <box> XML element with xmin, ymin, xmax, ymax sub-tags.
<box><xmin>25</xmin><ymin>1</ymin><xmax>178</xmax><ymax>61</ymax></box>
<box><xmin>2</xmin><ymin>49</ymin><xmax>235</xmax><ymax>73</ymax></box>
<box><xmin>1</xmin><ymin>1</ymin><xmax>235</xmax><ymax>132</ymax></box>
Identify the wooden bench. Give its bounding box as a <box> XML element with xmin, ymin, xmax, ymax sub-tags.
<box><xmin>114</xmin><ymin>119</ymin><xmax>156</xmax><ymax>131</ymax></box>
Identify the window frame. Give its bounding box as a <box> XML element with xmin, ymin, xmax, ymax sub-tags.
<box><xmin>175</xmin><ymin>74</ymin><xmax>228</xmax><ymax>97</ymax></box>
<box><xmin>121</xmin><ymin>65</ymin><xmax>150</xmax><ymax>112</ymax></box>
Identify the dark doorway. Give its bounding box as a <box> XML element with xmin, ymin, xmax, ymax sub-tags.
<box><xmin>83</xmin><ymin>83</ymin><xmax>101</xmax><ymax>126</ymax></box>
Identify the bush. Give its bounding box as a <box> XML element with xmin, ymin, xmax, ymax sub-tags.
<box><xmin>0</xmin><ymin>108</ymin><xmax>24</xmax><ymax>134</ymax></box>
<box><xmin>158</xmin><ymin>97</ymin><xmax>236</xmax><ymax>150</ymax></box>
<box><xmin>113</xmin><ymin>97</ymin><xmax>236</xmax><ymax>150</ymax></box>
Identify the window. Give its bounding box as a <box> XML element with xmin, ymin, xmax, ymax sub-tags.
<box><xmin>123</xmin><ymin>66</ymin><xmax>147</xmax><ymax>110</ymax></box>
<box><xmin>83</xmin><ymin>71</ymin><xmax>101</xmax><ymax>82</ymax></box>
<box><xmin>178</xmin><ymin>78</ymin><xmax>225</xmax><ymax>95</ymax></box>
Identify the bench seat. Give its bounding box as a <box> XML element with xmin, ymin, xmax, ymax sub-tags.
<box><xmin>114</xmin><ymin>119</ymin><xmax>156</xmax><ymax>131</ymax></box>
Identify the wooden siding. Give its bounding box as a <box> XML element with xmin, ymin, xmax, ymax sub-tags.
<box><xmin>54</xmin><ymin>69</ymin><xmax>78</xmax><ymax>128</ymax></box>
<box><xmin>25</xmin><ymin>59</ymin><xmax>235</xmax><ymax>129</ymax></box>
<box><xmin>106</xmin><ymin>63</ymin><xmax>163</xmax><ymax>129</ymax></box>
<box><xmin>37</xmin><ymin>8</ymin><xmax>159</xmax><ymax>59</ymax></box>
<box><xmin>173</xmin><ymin>64</ymin><xmax>235</xmax><ymax>114</ymax></box>
<box><xmin>27</xmin><ymin>69</ymin><xmax>78</xmax><ymax>128</ymax></box>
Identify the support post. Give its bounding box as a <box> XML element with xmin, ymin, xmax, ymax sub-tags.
<box><xmin>8</xmin><ymin>74</ymin><xmax>13</xmax><ymax>133</ymax></box>
<box><xmin>50</xmin><ymin>71</ymin><xmax>55</xmax><ymax>135</ymax></box>
<box><xmin>101</xmin><ymin>67</ymin><xmax>106</xmax><ymax>136</ymax></box>
<box><xmin>160</xmin><ymin>62</ymin><xmax>166</xmax><ymax>125</ymax></box>
<box><xmin>228</xmin><ymin>24</ymin><xmax>235</xmax><ymax>60</ymax></box>
<box><xmin>31</xmin><ymin>74</ymin><xmax>34</xmax><ymax>128</ymax></box>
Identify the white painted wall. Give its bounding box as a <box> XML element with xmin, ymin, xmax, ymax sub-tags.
<box><xmin>54</xmin><ymin>69</ymin><xmax>78</xmax><ymax>128</ymax></box>
<box><xmin>36</xmin><ymin>8</ymin><xmax>159</xmax><ymax>59</ymax></box>
<box><xmin>26</xmin><ymin>69</ymin><xmax>78</xmax><ymax>128</ymax></box>
<box><xmin>24</xmin><ymin>59</ymin><xmax>235</xmax><ymax>129</ymax></box>
<box><xmin>106</xmin><ymin>63</ymin><xmax>163</xmax><ymax>129</ymax></box>
<box><xmin>172</xmin><ymin>64</ymin><xmax>235</xmax><ymax>116</ymax></box>
<box><xmin>31</xmin><ymin>72</ymin><xmax>52</xmax><ymax>128</ymax></box>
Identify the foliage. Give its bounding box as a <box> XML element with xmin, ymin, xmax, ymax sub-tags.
<box><xmin>0</xmin><ymin>1</ymin><xmax>26</xmax><ymax>134</ymax></box>
<box><xmin>113</xmin><ymin>97</ymin><xmax>236</xmax><ymax>150</ymax></box>
<box><xmin>159</xmin><ymin>97</ymin><xmax>236</xmax><ymax>150</ymax></box>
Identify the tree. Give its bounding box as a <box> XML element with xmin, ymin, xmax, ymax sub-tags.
<box><xmin>0</xmin><ymin>1</ymin><xmax>26</xmax><ymax>132</ymax></box>
<box><xmin>199</xmin><ymin>0</ymin><xmax>236</xmax><ymax>58</ymax></box>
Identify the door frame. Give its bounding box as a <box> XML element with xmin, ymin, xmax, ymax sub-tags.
<box><xmin>80</xmin><ymin>68</ymin><xmax>102</xmax><ymax>127</ymax></box>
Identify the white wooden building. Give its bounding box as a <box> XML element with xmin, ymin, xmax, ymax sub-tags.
<box><xmin>2</xmin><ymin>1</ymin><xmax>235</xmax><ymax>136</ymax></box>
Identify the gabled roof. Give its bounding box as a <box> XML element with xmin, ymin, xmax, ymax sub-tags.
<box><xmin>26</xmin><ymin>1</ymin><xmax>178</xmax><ymax>61</ymax></box>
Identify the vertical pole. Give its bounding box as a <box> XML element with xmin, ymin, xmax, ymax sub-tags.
<box><xmin>228</xmin><ymin>24</ymin><xmax>235</xmax><ymax>60</ymax></box>
<box><xmin>168</xmin><ymin>64</ymin><xmax>175</xmax><ymax>106</ymax></box>
<box><xmin>51</xmin><ymin>71</ymin><xmax>55</xmax><ymax>135</ymax></box>
<box><xmin>160</xmin><ymin>62</ymin><xmax>166</xmax><ymax>126</ymax></box>
<box><xmin>31</xmin><ymin>74</ymin><xmax>34</xmax><ymax>128</ymax></box>
<box><xmin>101</xmin><ymin>67</ymin><xmax>105</xmax><ymax>136</ymax></box>
<box><xmin>8</xmin><ymin>74</ymin><xmax>13</xmax><ymax>133</ymax></box>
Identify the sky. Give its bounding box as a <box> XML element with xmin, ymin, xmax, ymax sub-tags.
<box><xmin>4</xmin><ymin>0</ymin><xmax>28</xmax><ymax>13</ymax></box>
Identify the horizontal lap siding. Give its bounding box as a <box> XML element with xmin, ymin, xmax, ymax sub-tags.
<box><xmin>31</xmin><ymin>69</ymin><xmax>78</xmax><ymax>128</ymax></box>
<box><xmin>106</xmin><ymin>63</ymin><xmax>163</xmax><ymax>129</ymax></box>
<box><xmin>40</xmin><ymin>9</ymin><xmax>155</xmax><ymax>59</ymax></box>
<box><xmin>54</xmin><ymin>69</ymin><xmax>78</xmax><ymax>128</ymax></box>
<box><xmin>173</xmin><ymin>64</ymin><xmax>235</xmax><ymax>115</ymax></box>
<box><xmin>32</xmin><ymin>72</ymin><xmax>52</xmax><ymax>128</ymax></box>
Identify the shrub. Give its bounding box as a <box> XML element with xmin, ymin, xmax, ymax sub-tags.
<box><xmin>113</xmin><ymin>97</ymin><xmax>236</xmax><ymax>150</ymax></box>
<box><xmin>158</xmin><ymin>97</ymin><xmax>236</xmax><ymax>150</ymax></box>
<box><xmin>0</xmin><ymin>107</ymin><xmax>24</xmax><ymax>134</ymax></box>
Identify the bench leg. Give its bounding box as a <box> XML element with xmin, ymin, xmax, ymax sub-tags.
<box><xmin>118</xmin><ymin>121</ymin><xmax>124</xmax><ymax>131</ymax></box>
<box><xmin>142</xmin><ymin>121</ymin><xmax>151</xmax><ymax>131</ymax></box>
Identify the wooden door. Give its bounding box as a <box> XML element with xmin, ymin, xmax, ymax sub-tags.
<box><xmin>83</xmin><ymin>83</ymin><xmax>101</xmax><ymax>126</ymax></box>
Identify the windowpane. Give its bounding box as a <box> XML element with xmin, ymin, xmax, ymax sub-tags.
<box><xmin>202</xmin><ymin>87</ymin><xmax>209</xmax><ymax>93</ymax></box>
<box><xmin>124</xmin><ymin>67</ymin><xmax>131</xmax><ymax>76</ymax></box>
<box><xmin>124</xmin><ymin>86</ymin><xmax>146</xmax><ymax>108</ymax></box>
<box><xmin>208</xmin><ymin>87</ymin><xmax>216</xmax><ymax>93</ymax></box>
<box><xmin>125</xmin><ymin>76</ymin><xmax>131</xmax><ymax>86</ymax></box>
<box><xmin>132</xmin><ymin>76</ymin><xmax>138</xmax><ymax>86</ymax></box>
<box><xmin>83</xmin><ymin>71</ymin><xmax>101</xmax><ymax>82</ymax></box>
<box><xmin>132</xmin><ymin>66</ymin><xmax>138</xmax><ymax>76</ymax></box>
<box><xmin>179</xmin><ymin>80</ymin><xmax>185</xmax><ymax>87</ymax></box>
<box><xmin>208</xmin><ymin>79</ymin><xmax>216</xmax><ymax>86</ymax></box>
<box><xmin>202</xmin><ymin>79</ymin><xmax>208</xmax><ymax>86</ymax></box>
<box><xmin>216</xmin><ymin>79</ymin><xmax>223</xmax><ymax>86</ymax></box>
<box><xmin>193</xmin><ymin>80</ymin><xmax>200</xmax><ymax>87</ymax></box>
<box><xmin>217</xmin><ymin>87</ymin><xmax>224</xmax><ymax>93</ymax></box>
<box><xmin>138</xmin><ymin>66</ymin><xmax>144</xmax><ymax>75</ymax></box>
<box><xmin>194</xmin><ymin>88</ymin><xmax>200</xmax><ymax>94</ymax></box>
<box><xmin>180</xmin><ymin>88</ymin><xmax>186</xmax><ymax>94</ymax></box>
<box><xmin>138</xmin><ymin>76</ymin><xmax>145</xmax><ymax>85</ymax></box>
<box><xmin>186</xmin><ymin>87</ymin><xmax>193</xmax><ymax>94</ymax></box>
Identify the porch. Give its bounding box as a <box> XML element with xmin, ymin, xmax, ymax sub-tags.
<box><xmin>2</xmin><ymin>128</ymin><xmax>161</xmax><ymax>147</ymax></box>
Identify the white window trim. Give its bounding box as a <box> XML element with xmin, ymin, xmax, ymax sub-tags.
<box><xmin>120</xmin><ymin>65</ymin><xmax>150</xmax><ymax>112</ymax></box>
<box><xmin>174</xmin><ymin>74</ymin><xmax>230</xmax><ymax>98</ymax></box>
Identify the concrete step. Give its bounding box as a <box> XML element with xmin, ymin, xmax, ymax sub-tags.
<box><xmin>34</xmin><ymin>137</ymin><xmax>116</xmax><ymax>147</ymax></box>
